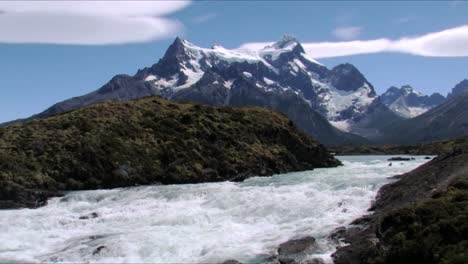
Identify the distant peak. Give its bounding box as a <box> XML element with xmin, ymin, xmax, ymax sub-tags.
<box><xmin>272</xmin><ymin>34</ymin><xmax>300</xmax><ymax>49</ymax></box>
<box><xmin>171</xmin><ymin>37</ymin><xmax>193</xmax><ymax>47</ymax></box>
<box><xmin>159</xmin><ymin>37</ymin><xmax>194</xmax><ymax>64</ymax></box>
<box><xmin>332</xmin><ymin>63</ymin><xmax>359</xmax><ymax>74</ymax></box>
<box><xmin>400</xmin><ymin>85</ymin><xmax>424</xmax><ymax>96</ymax></box>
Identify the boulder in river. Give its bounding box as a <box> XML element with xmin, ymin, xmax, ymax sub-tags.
<box><xmin>387</xmin><ymin>157</ymin><xmax>411</xmax><ymax>161</ymax></box>
<box><xmin>221</xmin><ymin>260</ymin><xmax>243</xmax><ymax>264</ymax></box>
<box><xmin>277</xmin><ymin>236</ymin><xmax>319</xmax><ymax>264</ymax></box>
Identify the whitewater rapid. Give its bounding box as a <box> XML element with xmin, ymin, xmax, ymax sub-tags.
<box><xmin>0</xmin><ymin>156</ymin><xmax>430</xmax><ymax>263</ymax></box>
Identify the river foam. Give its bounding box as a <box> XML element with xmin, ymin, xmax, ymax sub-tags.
<box><xmin>0</xmin><ymin>156</ymin><xmax>430</xmax><ymax>263</ymax></box>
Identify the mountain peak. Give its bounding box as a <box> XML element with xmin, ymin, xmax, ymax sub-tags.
<box><xmin>448</xmin><ymin>79</ymin><xmax>468</xmax><ymax>98</ymax></box>
<box><xmin>328</xmin><ymin>63</ymin><xmax>374</xmax><ymax>94</ymax></box>
<box><xmin>273</xmin><ymin>34</ymin><xmax>300</xmax><ymax>49</ymax></box>
<box><xmin>162</xmin><ymin>37</ymin><xmax>190</xmax><ymax>58</ymax></box>
<box><xmin>380</xmin><ymin>85</ymin><xmax>446</xmax><ymax>118</ymax></box>
<box><xmin>401</xmin><ymin>85</ymin><xmax>419</xmax><ymax>95</ymax></box>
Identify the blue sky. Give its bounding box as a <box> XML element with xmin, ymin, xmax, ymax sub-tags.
<box><xmin>0</xmin><ymin>1</ymin><xmax>467</xmax><ymax>123</ymax></box>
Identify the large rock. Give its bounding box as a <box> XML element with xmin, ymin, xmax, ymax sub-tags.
<box><xmin>277</xmin><ymin>237</ymin><xmax>319</xmax><ymax>264</ymax></box>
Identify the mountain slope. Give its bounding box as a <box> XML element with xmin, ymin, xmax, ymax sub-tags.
<box><xmin>378</xmin><ymin>91</ymin><xmax>468</xmax><ymax>144</ymax></box>
<box><xmin>380</xmin><ymin>85</ymin><xmax>445</xmax><ymax>118</ymax></box>
<box><xmin>447</xmin><ymin>79</ymin><xmax>468</xmax><ymax>98</ymax></box>
<box><xmin>0</xmin><ymin>96</ymin><xmax>340</xmax><ymax>209</ymax></box>
<box><xmin>20</xmin><ymin>36</ymin><xmax>401</xmax><ymax>144</ymax></box>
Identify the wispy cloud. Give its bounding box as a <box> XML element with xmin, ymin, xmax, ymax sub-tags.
<box><xmin>191</xmin><ymin>13</ymin><xmax>217</xmax><ymax>24</ymax></box>
<box><xmin>239</xmin><ymin>25</ymin><xmax>468</xmax><ymax>59</ymax></box>
<box><xmin>0</xmin><ymin>1</ymin><xmax>191</xmax><ymax>45</ymax></box>
<box><xmin>332</xmin><ymin>26</ymin><xmax>362</xmax><ymax>40</ymax></box>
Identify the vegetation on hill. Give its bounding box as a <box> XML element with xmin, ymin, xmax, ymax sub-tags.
<box><xmin>331</xmin><ymin>136</ymin><xmax>468</xmax><ymax>156</ymax></box>
<box><xmin>364</xmin><ymin>178</ymin><xmax>468</xmax><ymax>264</ymax></box>
<box><xmin>0</xmin><ymin>96</ymin><xmax>339</xmax><ymax>209</ymax></box>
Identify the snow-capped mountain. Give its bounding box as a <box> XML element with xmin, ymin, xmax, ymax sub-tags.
<box><xmin>378</xmin><ymin>87</ymin><xmax>468</xmax><ymax>144</ymax></box>
<box><xmin>30</xmin><ymin>35</ymin><xmax>403</xmax><ymax>144</ymax></box>
<box><xmin>380</xmin><ymin>85</ymin><xmax>446</xmax><ymax>118</ymax></box>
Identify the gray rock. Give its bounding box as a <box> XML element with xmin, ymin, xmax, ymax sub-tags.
<box><xmin>278</xmin><ymin>236</ymin><xmax>317</xmax><ymax>256</ymax></box>
<box><xmin>278</xmin><ymin>257</ymin><xmax>297</xmax><ymax>264</ymax></box>
<box><xmin>79</xmin><ymin>212</ymin><xmax>98</xmax><ymax>220</ymax></box>
<box><xmin>300</xmin><ymin>258</ymin><xmax>325</xmax><ymax>264</ymax></box>
<box><xmin>221</xmin><ymin>260</ymin><xmax>243</xmax><ymax>264</ymax></box>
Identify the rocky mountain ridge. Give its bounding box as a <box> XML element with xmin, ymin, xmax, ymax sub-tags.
<box><xmin>378</xmin><ymin>90</ymin><xmax>468</xmax><ymax>144</ymax></box>
<box><xmin>27</xmin><ymin>35</ymin><xmax>402</xmax><ymax>145</ymax></box>
<box><xmin>380</xmin><ymin>85</ymin><xmax>445</xmax><ymax>118</ymax></box>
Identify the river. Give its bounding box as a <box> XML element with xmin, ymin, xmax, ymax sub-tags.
<box><xmin>0</xmin><ymin>155</ymin><xmax>431</xmax><ymax>263</ymax></box>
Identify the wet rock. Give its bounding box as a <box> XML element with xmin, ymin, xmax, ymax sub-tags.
<box><xmin>277</xmin><ymin>236</ymin><xmax>319</xmax><ymax>264</ymax></box>
<box><xmin>92</xmin><ymin>245</ymin><xmax>107</xmax><ymax>256</ymax></box>
<box><xmin>88</xmin><ymin>235</ymin><xmax>107</xmax><ymax>241</ymax></box>
<box><xmin>329</xmin><ymin>227</ymin><xmax>346</xmax><ymax>242</ymax></box>
<box><xmin>262</xmin><ymin>255</ymin><xmax>281</xmax><ymax>264</ymax></box>
<box><xmin>221</xmin><ymin>260</ymin><xmax>243</xmax><ymax>264</ymax></box>
<box><xmin>425</xmin><ymin>156</ymin><xmax>432</xmax><ymax>159</ymax></box>
<box><xmin>79</xmin><ymin>212</ymin><xmax>98</xmax><ymax>220</ymax></box>
<box><xmin>350</xmin><ymin>215</ymin><xmax>372</xmax><ymax>226</ymax></box>
<box><xmin>278</xmin><ymin>257</ymin><xmax>297</xmax><ymax>264</ymax></box>
<box><xmin>300</xmin><ymin>258</ymin><xmax>325</xmax><ymax>264</ymax></box>
<box><xmin>278</xmin><ymin>236</ymin><xmax>317</xmax><ymax>256</ymax></box>
<box><xmin>387</xmin><ymin>157</ymin><xmax>411</xmax><ymax>161</ymax></box>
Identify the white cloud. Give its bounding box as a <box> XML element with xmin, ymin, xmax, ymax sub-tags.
<box><xmin>0</xmin><ymin>1</ymin><xmax>190</xmax><ymax>45</ymax></box>
<box><xmin>191</xmin><ymin>13</ymin><xmax>217</xmax><ymax>24</ymax></box>
<box><xmin>388</xmin><ymin>25</ymin><xmax>468</xmax><ymax>57</ymax></box>
<box><xmin>239</xmin><ymin>25</ymin><xmax>468</xmax><ymax>59</ymax></box>
<box><xmin>332</xmin><ymin>26</ymin><xmax>362</xmax><ymax>40</ymax></box>
<box><xmin>303</xmin><ymin>39</ymin><xmax>391</xmax><ymax>58</ymax></box>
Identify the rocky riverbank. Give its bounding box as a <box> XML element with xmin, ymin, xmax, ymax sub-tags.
<box><xmin>332</xmin><ymin>140</ymin><xmax>468</xmax><ymax>264</ymax></box>
<box><xmin>0</xmin><ymin>96</ymin><xmax>340</xmax><ymax>209</ymax></box>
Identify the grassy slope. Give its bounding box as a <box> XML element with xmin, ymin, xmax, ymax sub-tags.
<box><xmin>0</xmin><ymin>96</ymin><xmax>339</xmax><ymax>209</ymax></box>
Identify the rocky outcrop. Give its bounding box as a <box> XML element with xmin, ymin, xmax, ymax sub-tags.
<box><xmin>0</xmin><ymin>96</ymin><xmax>340</xmax><ymax>209</ymax></box>
<box><xmin>332</xmin><ymin>139</ymin><xmax>468</xmax><ymax>264</ymax></box>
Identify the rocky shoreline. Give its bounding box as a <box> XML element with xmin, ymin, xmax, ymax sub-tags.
<box><xmin>0</xmin><ymin>96</ymin><xmax>340</xmax><ymax>209</ymax></box>
<box><xmin>332</xmin><ymin>141</ymin><xmax>468</xmax><ymax>264</ymax></box>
